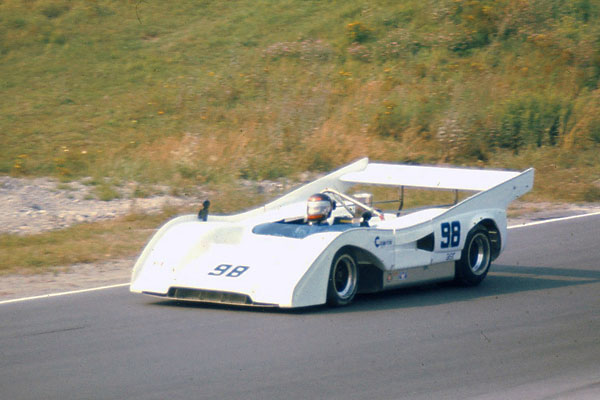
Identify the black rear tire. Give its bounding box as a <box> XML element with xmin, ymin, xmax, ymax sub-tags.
<box><xmin>327</xmin><ymin>251</ymin><xmax>359</xmax><ymax>306</ymax></box>
<box><xmin>455</xmin><ymin>227</ymin><xmax>492</xmax><ymax>286</ymax></box>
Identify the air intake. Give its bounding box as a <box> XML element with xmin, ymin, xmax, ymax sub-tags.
<box><xmin>167</xmin><ymin>287</ymin><xmax>253</xmax><ymax>305</ymax></box>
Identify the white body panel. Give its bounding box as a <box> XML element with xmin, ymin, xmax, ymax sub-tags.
<box><xmin>131</xmin><ymin>158</ymin><xmax>534</xmax><ymax>308</ymax></box>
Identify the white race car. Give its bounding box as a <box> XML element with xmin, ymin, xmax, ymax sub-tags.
<box><xmin>130</xmin><ymin>158</ymin><xmax>534</xmax><ymax>308</ymax></box>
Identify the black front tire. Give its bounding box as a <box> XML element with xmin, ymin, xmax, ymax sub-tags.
<box><xmin>327</xmin><ymin>251</ymin><xmax>359</xmax><ymax>306</ymax></box>
<box><xmin>455</xmin><ymin>227</ymin><xmax>492</xmax><ymax>286</ymax></box>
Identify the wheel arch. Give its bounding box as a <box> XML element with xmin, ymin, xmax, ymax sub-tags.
<box><xmin>334</xmin><ymin>245</ymin><xmax>385</xmax><ymax>294</ymax></box>
<box><xmin>291</xmin><ymin>230</ymin><xmax>390</xmax><ymax>307</ymax></box>
<box><xmin>473</xmin><ymin>218</ymin><xmax>501</xmax><ymax>261</ymax></box>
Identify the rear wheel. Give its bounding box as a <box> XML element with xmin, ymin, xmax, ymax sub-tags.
<box><xmin>455</xmin><ymin>227</ymin><xmax>491</xmax><ymax>286</ymax></box>
<box><xmin>327</xmin><ymin>251</ymin><xmax>358</xmax><ymax>306</ymax></box>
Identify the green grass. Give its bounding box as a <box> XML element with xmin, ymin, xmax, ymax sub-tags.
<box><xmin>0</xmin><ymin>213</ymin><xmax>164</xmax><ymax>275</ymax></box>
<box><xmin>2</xmin><ymin>0</ymin><xmax>599</xmax><ymax>199</ymax></box>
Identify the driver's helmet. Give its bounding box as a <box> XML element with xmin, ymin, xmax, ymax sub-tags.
<box><xmin>307</xmin><ymin>193</ymin><xmax>333</xmax><ymax>223</ymax></box>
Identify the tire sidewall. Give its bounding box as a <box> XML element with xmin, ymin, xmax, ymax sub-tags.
<box><xmin>327</xmin><ymin>250</ymin><xmax>359</xmax><ymax>306</ymax></box>
<box><xmin>455</xmin><ymin>227</ymin><xmax>491</xmax><ymax>286</ymax></box>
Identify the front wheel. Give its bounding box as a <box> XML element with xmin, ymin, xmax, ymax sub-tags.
<box><xmin>455</xmin><ymin>227</ymin><xmax>492</xmax><ymax>286</ymax></box>
<box><xmin>327</xmin><ymin>251</ymin><xmax>359</xmax><ymax>306</ymax></box>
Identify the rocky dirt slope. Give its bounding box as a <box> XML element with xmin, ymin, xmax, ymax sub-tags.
<box><xmin>0</xmin><ymin>176</ymin><xmax>200</xmax><ymax>235</ymax></box>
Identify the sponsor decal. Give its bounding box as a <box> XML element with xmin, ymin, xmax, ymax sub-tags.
<box><xmin>374</xmin><ymin>236</ymin><xmax>393</xmax><ymax>248</ymax></box>
<box><xmin>445</xmin><ymin>252</ymin><xmax>456</xmax><ymax>261</ymax></box>
<box><xmin>388</xmin><ymin>271</ymin><xmax>408</xmax><ymax>282</ymax></box>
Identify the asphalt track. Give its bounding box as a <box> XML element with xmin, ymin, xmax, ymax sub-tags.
<box><xmin>1</xmin><ymin>215</ymin><xmax>599</xmax><ymax>400</ymax></box>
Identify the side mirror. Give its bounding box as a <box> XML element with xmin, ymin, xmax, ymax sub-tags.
<box><xmin>198</xmin><ymin>200</ymin><xmax>210</xmax><ymax>221</ymax></box>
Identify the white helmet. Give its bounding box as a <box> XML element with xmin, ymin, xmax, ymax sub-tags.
<box><xmin>306</xmin><ymin>193</ymin><xmax>334</xmax><ymax>223</ymax></box>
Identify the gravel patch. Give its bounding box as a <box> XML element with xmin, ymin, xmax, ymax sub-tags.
<box><xmin>0</xmin><ymin>174</ymin><xmax>307</xmax><ymax>236</ymax></box>
<box><xmin>0</xmin><ymin>176</ymin><xmax>203</xmax><ymax>235</ymax></box>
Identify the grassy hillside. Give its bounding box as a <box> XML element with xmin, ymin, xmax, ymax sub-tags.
<box><xmin>2</xmin><ymin>0</ymin><xmax>600</xmax><ymax>202</ymax></box>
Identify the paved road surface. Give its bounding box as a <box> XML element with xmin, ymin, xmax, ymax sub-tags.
<box><xmin>1</xmin><ymin>215</ymin><xmax>599</xmax><ymax>399</ymax></box>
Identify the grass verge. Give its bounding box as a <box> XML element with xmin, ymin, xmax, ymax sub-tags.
<box><xmin>0</xmin><ymin>212</ymin><xmax>169</xmax><ymax>275</ymax></box>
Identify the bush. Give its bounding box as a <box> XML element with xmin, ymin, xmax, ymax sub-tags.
<box><xmin>589</xmin><ymin>117</ymin><xmax>600</xmax><ymax>143</ymax></box>
<box><xmin>41</xmin><ymin>4</ymin><xmax>70</xmax><ymax>19</ymax></box>
<box><xmin>493</xmin><ymin>95</ymin><xmax>570</xmax><ymax>152</ymax></box>
<box><xmin>94</xmin><ymin>183</ymin><xmax>121</xmax><ymax>201</ymax></box>
<box><xmin>371</xmin><ymin>101</ymin><xmax>409</xmax><ymax>139</ymax></box>
<box><xmin>448</xmin><ymin>0</ymin><xmax>500</xmax><ymax>53</ymax></box>
<box><xmin>346</xmin><ymin>21</ymin><xmax>373</xmax><ymax>44</ymax></box>
<box><xmin>583</xmin><ymin>185</ymin><xmax>600</xmax><ymax>201</ymax></box>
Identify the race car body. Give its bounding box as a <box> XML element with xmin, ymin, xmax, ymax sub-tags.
<box><xmin>130</xmin><ymin>158</ymin><xmax>534</xmax><ymax>308</ymax></box>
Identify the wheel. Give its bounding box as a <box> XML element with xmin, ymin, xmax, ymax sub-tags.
<box><xmin>327</xmin><ymin>251</ymin><xmax>359</xmax><ymax>306</ymax></box>
<box><xmin>455</xmin><ymin>226</ymin><xmax>492</xmax><ymax>286</ymax></box>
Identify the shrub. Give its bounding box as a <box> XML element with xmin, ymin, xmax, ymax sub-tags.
<box><xmin>94</xmin><ymin>183</ymin><xmax>121</xmax><ymax>201</ymax></box>
<box><xmin>492</xmin><ymin>95</ymin><xmax>570</xmax><ymax>152</ymax></box>
<box><xmin>582</xmin><ymin>184</ymin><xmax>600</xmax><ymax>202</ymax></box>
<box><xmin>448</xmin><ymin>0</ymin><xmax>501</xmax><ymax>53</ymax></box>
<box><xmin>41</xmin><ymin>4</ymin><xmax>70</xmax><ymax>19</ymax></box>
<box><xmin>346</xmin><ymin>21</ymin><xmax>373</xmax><ymax>44</ymax></box>
<box><xmin>589</xmin><ymin>116</ymin><xmax>600</xmax><ymax>143</ymax></box>
<box><xmin>568</xmin><ymin>0</ymin><xmax>597</xmax><ymax>23</ymax></box>
<box><xmin>371</xmin><ymin>101</ymin><xmax>409</xmax><ymax>139</ymax></box>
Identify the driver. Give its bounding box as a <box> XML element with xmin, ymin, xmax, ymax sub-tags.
<box><xmin>306</xmin><ymin>193</ymin><xmax>334</xmax><ymax>225</ymax></box>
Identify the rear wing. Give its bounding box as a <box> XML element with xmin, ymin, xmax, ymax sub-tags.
<box><xmin>213</xmin><ymin>158</ymin><xmax>533</xmax><ymax>222</ymax></box>
<box><xmin>341</xmin><ymin>161</ymin><xmax>534</xmax><ymax>211</ymax></box>
<box><xmin>340</xmin><ymin>163</ymin><xmax>525</xmax><ymax>192</ymax></box>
